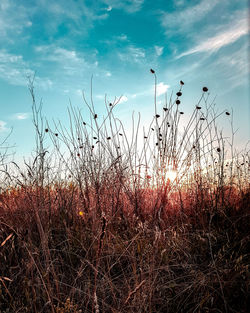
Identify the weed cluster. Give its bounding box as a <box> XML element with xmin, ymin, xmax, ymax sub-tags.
<box><xmin>0</xmin><ymin>73</ymin><xmax>249</xmax><ymax>312</ymax></box>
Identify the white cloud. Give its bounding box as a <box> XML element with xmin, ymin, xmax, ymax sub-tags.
<box><xmin>156</xmin><ymin>82</ymin><xmax>170</xmax><ymax>96</ymax></box>
<box><xmin>161</xmin><ymin>0</ymin><xmax>220</xmax><ymax>32</ymax></box>
<box><xmin>0</xmin><ymin>50</ymin><xmax>34</xmax><ymax>85</ymax></box>
<box><xmin>0</xmin><ymin>49</ymin><xmax>53</xmax><ymax>89</ymax></box>
<box><xmin>106</xmin><ymin>6</ymin><xmax>112</xmax><ymax>11</ymax></box>
<box><xmin>118</xmin><ymin>46</ymin><xmax>145</xmax><ymax>63</ymax></box>
<box><xmin>116</xmin><ymin>34</ymin><xmax>128</xmax><ymax>41</ymax></box>
<box><xmin>177</xmin><ymin>17</ymin><xmax>249</xmax><ymax>58</ymax></box>
<box><xmin>13</xmin><ymin>113</ymin><xmax>30</xmax><ymax>120</ymax></box>
<box><xmin>0</xmin><ymin>120</ymin><xmax>8</xmax><ymax>132</ymax></box>
<box><xmin>105</xmin><ymin>71</ymin><xmax>112</xmax><ymax>77</ymax></box>
<box><xmin>103</xmin><ymin>0</ymin><xmax>144</xmax><ymax>13</ymax></box>
<box><xmin>155</xmin><ymin>46</ymin><xmax>164</xmax><ymax>56</ymax></box>
<box><xmin>0</xmin><ymin>0</ymin><xmax>32</xmax><ymax>41</ymax></box>
<box><xmin>119</xmin><ymin>95</ymin><xmax>128</xmax><ymax>103</ymax></box>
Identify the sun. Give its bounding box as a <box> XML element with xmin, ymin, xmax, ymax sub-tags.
<box><xmin>165</xmin><ymin>169</ymin><xmax>177</xmax><ymax>182</ymax></box>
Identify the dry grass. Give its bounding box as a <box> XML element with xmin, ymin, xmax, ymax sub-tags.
<box><xmin>0</xmin><ymin>74</ymin><xmax>249</xmax><ymax>312</ymax></box>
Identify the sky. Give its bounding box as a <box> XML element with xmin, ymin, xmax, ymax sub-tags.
<box><xmin>0</xmin><ymin>0</ymin><xmax>249</xmax><ymax>160</ymax></box>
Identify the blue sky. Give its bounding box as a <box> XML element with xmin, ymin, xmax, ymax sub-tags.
<box><xmin>0</xmin><ymin>0</ymin><xmax>249</xmax><ymax>159</ymax></box>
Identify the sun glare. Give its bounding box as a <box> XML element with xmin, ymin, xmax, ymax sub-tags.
<box><xmin>165</xmin><ymin>170</ymin><xmax>177</xmax><ymax>182</ymax></box>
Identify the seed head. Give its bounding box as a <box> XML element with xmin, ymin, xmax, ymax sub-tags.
<box><xmin>196</xmin><ymin>106</ymin><xmax>201</xmax><ymax>110</ymax></box>
<box><xmin>176</xmin><ymin>91</ymin><xmax>182</xmax><ymax>97</ymax></box>
<box><xmin>77</xmin><ymin>153</ymin><xmax>80</xmax><ymax>157</ymax></box>
<box><xmin>55</xmin><ymin>133</ymin><xmax>58</xmax><ymax>137</ymax></box>
<box><xmin>107</xmin><ymin>137</ymin><xmax>111</xmax><ymax>140</ymax></box>
<box><xmin>200</xmin><ymin>117</ymin><xmax>205</xmax><ymax>121</ymax></box>
<box><xmin>180</xmin><ymin>80</ymin><xmax>184</xmax><ymax>85</ymax></box>
<box><xmin>217</xmin><ymin>148</ymin><xmax>221</xmax><ymax>152</ymax></box>
<box><xmin>94</xmin><ymin>114</ymin><xmax>98</xmax><ymax>119</ymax></box>
<box><xmin>109</xmin><ymin>103</ymin><xmax>112</xmax><ymax>106</ymax></box>
<box><xmin>176</xmin><ymin>100</ymin><xmax>180</xmax><ymax>105</ymax></box>
<box><xmin>203</xmin><ymin>87</ymin><xmax>208</xmax><ymax>92</ymax></box>
<box><xmin>163</xmin><ymin>107</ymin><xmax>168</xmax><ymax>111</ymax></box>
<box><xmin>225</xmin><ymin>112</ymin><xmax>230</xmax><ymax>115</ymax></box>
<box><xmin>155</xmin><ymin>114</ymin><xmax>160</xmax><ymax>118</ymax></box>
<box><xmin>93</xmin><ymin>137</ymin><xmax>97</xmax><ymax>139</ymax></box>
<box><xmin>83</xmin><ymin>122</ymin><xmax>86</xmax><ymax>125</ymax></box>
<box><xmin>45</xmin><ymin>128</ymin><xmax>49</xmax><ymax>133</ymax></box>
<box><xmin>150</xmin><ymin>69</ymin><xmax>155</xmax><ymax>74</ymax></box>
<box><xmin>180</xmin><ymin>111</ymin><xmax>184</xmax><ymax>114</ymax></box>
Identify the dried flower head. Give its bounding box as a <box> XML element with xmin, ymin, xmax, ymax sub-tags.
<box><xmin>156</xmin><ymin>114</ymin><xmax>160</xmax><ymax>118</ymax></box>
<box><xmin>226</xmin><ymin>112</ymin><xmax>230</xmax><ymax>115</ymax></box>
<box><xmin>176</xmin><ymin>91</ymin><xmax>182</xmax><ymax>97</ymax></box>
<box><xmin>203</xmin><ymin>87</ymin><xmax>208</xmax><ymax>92</ymax></box>
<box><xmin>83</xmin><ymin>122</ymin><xmax>86</xmax><ymax>125</ymax></box>
<box><xmin>107</xmin><ymin>137</ymin><xmax>111</xmax><ymax>140</ymax></box>
<box><xmin>180</xmin><ymin>80</ymin><xmax>184</xmax><ymax>85</ymax></box>
<box><xmin>55</xmin><ymin>133</ymin><xmax>58</xmax><ymax>137</ymax></box>
<box><xmin>217</xmin><ymin>148</ymin><xmax>221</xmax><ymax>152</ymax></box>
<box><xmin>176</xmin><ymin>100</ymin><xmax>181</xmax><ymax>105</ymax></box>
<box><xmin>163</xmin><ymin>107</ymin><xmax>168</xmax><ymax>111</ymax></box>
<box><xmin>45</xmin><ymin>128</ymin><xmax>49</xmax><ymax>133</ymax></box>
<box><xmin>196</xmin><ymin>106</ymin><xmax>201</xmax><ymax>110</ymax></box>
<box><xmin>180</xmin><ymin>111</ymin><xmax>184</xmax><ymax>114</ymax></box>
<box><xmin>150</xmin><ymin>69</ymin><xmax>155</xmax><ymax>74</ymax></box>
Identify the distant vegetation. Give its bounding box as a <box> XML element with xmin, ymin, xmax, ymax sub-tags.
<box><xmin>0</xmin><ymin>73</ymin><xmax>249</xmax><ymax>312</ymax></box>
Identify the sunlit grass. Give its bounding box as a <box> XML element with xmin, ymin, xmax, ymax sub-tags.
<box><xmin>0</xmin><ymin>73</ymin><xmax>249</xmax><ymax>313</ymax></box>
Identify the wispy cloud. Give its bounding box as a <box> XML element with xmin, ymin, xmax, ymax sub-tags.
<box><xmin>0</xmin><ymin>50</ymin><xmax>33</xmax><ymax>85</ymax></box>
<box><xmin>0</xmin><ymin>49</ymin><xmax>53</xmax><ymax>89</ymax></box>
<box><xmin>12</xmin><ymin>113</ymin><xmax>30</xmax><ymax>120</ymax></box>
<box><xmin>161</xmin><ymin>0</ymin><xmax>220</xmax><ymax>32</ymax></box>
<box><xmin>0</xmin><ymin>0</ymin><xmax>32</xmax><ymax>41</ymax></box>
<box><xmin>103</xmin><ymin>0</ymin><xmax>144</xmax><ymax>13</ymax></box>
<box><xmin>155</xmin><ymin>46</ymin><xmax>164</xmax><ymax>57</ymax></box>
<box><xmin>118</xmin><ymin>46</ymin><xmax>145</xmax><ymax>63</ymax></box>
<box><xmin>177</xmin><ymin>17</ymin><xmax>249</xmax><ymax>58</ymax></box>
<box><xmin>0</xmin><ymin>120</ymin><xmax>8</xmax><ymax>133</ymax></box>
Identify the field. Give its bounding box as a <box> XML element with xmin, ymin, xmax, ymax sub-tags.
<box><xmin>0</xmin><ymin>79</ymin><xmax>249</xmax><ymax>312</ymax></box>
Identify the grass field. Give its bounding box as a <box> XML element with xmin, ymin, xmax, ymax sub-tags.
<box><xmin>0</xmin><ymin>77</ymin><xmax>249</xmax><ymax>312</ymax></box>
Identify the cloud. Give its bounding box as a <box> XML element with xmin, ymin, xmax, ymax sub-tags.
<box><xmin>0</xmin><ymin>49</ymin><xmax>53</xmax><ymax>89</ymax></box>
<box><xmin>13</xmin><ymin>113</ymin><xmax>30</xmax><ymax>120</ymax></box>
<box><xmin>103</xmin><ymin>0</ymin><xmax>144</xmax><ymax>13</ymax></box>
<box><xmin>177</xmin><ymin>17</ymin><xmax>249</xmax><ymax>58</ymax></box>
<box><xmin>0</xmin><ymin>120</ymin><xmax>8</xmax><ymax>133</ymax></box>
<box><xmin>155</xmin><ymin>46</ymin><xmax>164</xmax><ymax>56</ymax></box>
<box><xmin>119</xmin><ymin>95</ymin><xmax>128</xmax><ymax>103</ymax></box>
<box><xmin>161</xmin><ymin>0</ymin><xmax>220</xmax><ymax>32</ymax></box>
<box><xmin>118</xmin><ymin>46</ymin><xmax>145</xmax><ymax>63</ymax></box>
<box><xmin>105</xmin><ymin>71</ymin><xmax>112</xmax><ymax>77</ymax></box>
<box><xmin>156</xmin><ymin>82</ymin><xmax>170</xmax><ymax>96</ymax></box>
<box><xmin>0</xmin><ymin>50</ymin><xmax>34</xmax><ymax>86</ymax></box>
<box><xmin>0</xmin><ymin>0</ymin><xmax>32</xmax><ymax>41</ymax></box>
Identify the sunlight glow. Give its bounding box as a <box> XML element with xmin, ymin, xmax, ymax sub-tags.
<box><xmin>165</xmin><ymin>170</ymin><xmax>177</xmax><ymax>182</ymax></box>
